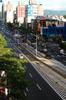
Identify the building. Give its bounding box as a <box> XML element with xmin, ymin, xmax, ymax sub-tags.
<box><xmin>26</xmin><ymin>0</ymin><xmax>44</xmax><ymax>24</ymax></box>
<box><xmin>17</xmin><ymin>1</ymin><xmax>26</xmax><ymax>24</ymax></box>
<box><xmin>37</xmin><ymin>4</ymin><xmax>44</xmax><ymax>16</ymax></box>
<box><xmin>29</xmin><ymin>0</ymin><xmax>37</xmax><ymax>4</ymax></box>
<box><xmin>2</xmin><ymin>4</ymin><xmax>6</xmax><ymax>22</ymax></box>
<box><xmin>2</xmin><ymin>0</ymin><xmax>14</xmax><ymax>23</ymax></box>
<box><xmin>26</xmin><ymin>4</ymin><xmax>38</xmax><ymax>23</ymax></box>
<box><xmin>6</xmin><ymin>1</ymin><xmax>14</xmax><ymax>23</ymax></box>
<box><xmin>41</xmin><ymin>21</ymin><xmax>66</xmax><ymax>40</ymax></box>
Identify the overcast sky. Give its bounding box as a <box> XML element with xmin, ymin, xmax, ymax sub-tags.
<box><xmin>0</xmin><ymin>0</ymin><xmax>66</xmax><ymax>11</ymax></box>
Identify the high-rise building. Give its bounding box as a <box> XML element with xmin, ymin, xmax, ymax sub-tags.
<box><xmin>32</xmin><ymin>4</ymin><xmax>38</xmax><ymax>17</ymax></box>
<box><xmin>6</xmin><ymin>1</ymin><xmax>12</xmax><ymax>12</ymax></box>
<box><xmin>2</xmin><ymin>1</ymin><xmax>6</xmax><ymax>21</ymax></box>
<box><xmin>26</xmin><ymin>0</ymin><xmax>44</xmax><ymax>23</ymax></box>
<box><xmin>37</xmin><ymin>4</ymin><xmax>44</xmax><ymax>16</ymax></box>
<box><xmin>2</xmin><ymin>0</ymin><xmax>14</xmax><ymax>23</ymax></box>
<box><xmin>6</xmin><ymin>1</ymin><xmax>14</xmax><ymax>23</ymax></box>
<box><xmin>29</xmin><ymin>0</ymin><xmax>36</xmax><ymax>4</ymax></box>
<box><xmin>18</xmin><ymin>0</ymin><xmax>28</xmax><ymax>5</ymax></box>
<box><xmin>17</xmin><ymin>1</ymin><xmax>26</xmax><ymax>24</ymax></box>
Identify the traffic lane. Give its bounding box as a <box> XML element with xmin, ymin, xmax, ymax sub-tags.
<box><xmin>8</xmin><ymin>39</ymin><xmax>48</xmax><ymax>99</ymax></box>
<box><xmin>25</xmin><ymin>63</ymin><xmax>62</xmax><ymax>100</ymax></box>
<box><xmin>25</xmin><ymin>64</ymin><xmax>49</xmax><ymax>100</ymax></box>
<box><xmin>25</xmin><ymin>80</ymin><xmax>46</xmax><ymax>100</ymax></box>
<box><xmin>3</xmin><ymin>31</ymin><xmax>63</xmax><ymax>100</ymax></box>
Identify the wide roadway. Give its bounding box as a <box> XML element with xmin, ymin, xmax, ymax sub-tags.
<box><xmin>25</xmin><ymin>62</ymin><xmax>62</xmax><ymax>100</ymax></box>
<box><xmin>0</xmin><ymin>23</ymin><xmax>63</xmax><ymax>100</ymax></box>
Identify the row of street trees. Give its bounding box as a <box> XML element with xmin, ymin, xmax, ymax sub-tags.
<box><xmin>0</xmin><ymin>33</ymin><xmax>28</xmax><ymax>100</ymax></box>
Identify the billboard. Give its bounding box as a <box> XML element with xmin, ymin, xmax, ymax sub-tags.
<box><xmin>27</xmin><ymin>5</ymin><xmax>33</xmax><ymax>16</ymax></box>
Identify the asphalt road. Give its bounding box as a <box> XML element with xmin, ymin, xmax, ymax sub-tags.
<box><xmin>0</xmin><ymin>22</ymin><xmax>63</xmax><ymax>100</ymax></box>
<box><xmin>25</xmin><ymin>63</ymin><xmax>62</xmax><ymax>100</ymax></box>
<box><xmin>4</xmin><ymin>32</ymin><xmax>62</xmax><ymax>100</ymax></box>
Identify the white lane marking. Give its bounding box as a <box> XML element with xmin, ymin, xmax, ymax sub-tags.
<box><xmin>24</xmin><ymin>91</ymin><xmax>27</xmax><ymax>96</ymax></box>
<box><xmin>29</xmin><ymin>73</ymin><xmax>33</xmax><ymax>78</ymax></box>
<box><xmin>36</xmin><ymin>84</ymin><xmax>42</xmax><ymax>91</ymax></box>
<box><xmin>26</xmin><ymin>87</ymin><xmax>29</xmax><ymax>92</ymax></box>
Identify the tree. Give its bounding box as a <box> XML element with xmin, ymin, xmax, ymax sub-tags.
<box><xmin>0</xmin><ymin>34</ymin><xmax>7</xmax><ymax>48</ymax></box>
<box><xmin>0</xmin><ymin>33</ymin><xmax>28</xmax><ymax>99</ymax></box>
<box><xmin>0</xmin><ymin>33</ymin><xmax>12</xmax><ymax>56</ymax></box>
<box><xmin>0</xmin><ymin>57</ymin><xmax>27</xmax><ymax>99</ymax></box>
<box><xmin>7</xmin><ymin>22</ymin><xmax>15</xmax><ymax>31</ymax></box>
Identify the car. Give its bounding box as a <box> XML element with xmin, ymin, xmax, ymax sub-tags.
<box><xmin>18</xmin><ymin>54</ymin><xmax>24</xmax><ymax>59</ymax></box>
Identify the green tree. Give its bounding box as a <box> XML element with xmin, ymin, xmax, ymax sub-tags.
<box><xmin>0</xmin><ymin>34</ymin><xmax>7</xmax><ymax>48</ymax></box>
<box><xmin>0</xmin><ymin>33</ymin><xmax>12</xmax><ymax>56</ymax></box>
<box><xmin>0</xmin><ymin>57</ymin><xmax>28</xmax><ymax>99</ymax></box>
<box><xmin>0</xmin><ymin>33</ymin><xmax>28</xmax><ymax>99</ymax></box>
<box><xmin>7</xmin><ymin>22</ymin><xmax>15</xmax><ymax>31</ymax></box>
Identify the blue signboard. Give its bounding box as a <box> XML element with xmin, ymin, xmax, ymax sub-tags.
<box><xmin>27</xmin><ymin>5</ymin><xmax>33</xmax><ymax>16</ymax></box>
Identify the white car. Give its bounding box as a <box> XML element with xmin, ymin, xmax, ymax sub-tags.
<box><xmin>60</xmin><ymin>49</ymin><xmax>64</xmax><ymax>55</ymax></box>
<box><xmin>19</xmin><ymin>54</ymin><xmax>24</xmax><ymax>59</ymax></box>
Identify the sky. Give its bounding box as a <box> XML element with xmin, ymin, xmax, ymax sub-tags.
<box><xmin>0</xmin><ymin>0</ymin><xmax>66</xmax><ymax>11</ymax></box>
